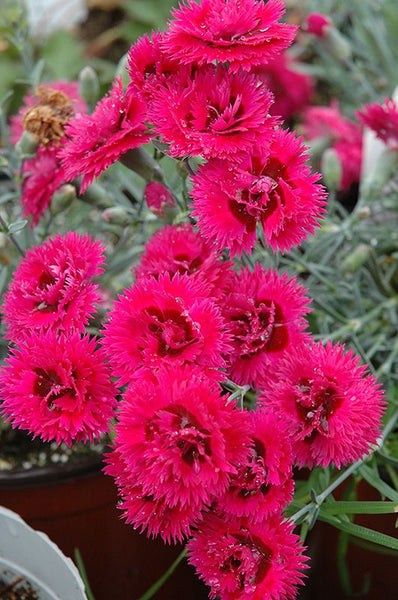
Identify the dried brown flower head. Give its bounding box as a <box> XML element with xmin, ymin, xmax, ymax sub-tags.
<box><xmin>22</xmin><ymin>86</ymin><xmax>75</xmax><ymax>146</ymax></box>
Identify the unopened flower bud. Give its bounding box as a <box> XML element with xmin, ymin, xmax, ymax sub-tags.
<box><xmin>115</xmin><ymin>53</ymin><xmax>129</xmax><ymax>88</ymax></box>
<box><xmin>102</xmin><ymin>206</ymin><xmax>129</xmax><ymax>226</ymax></box>
<box><xmin>145</xmin><ymin>182</ymin><xmax>175</xmax><ymax>216</ymax></box>
<box><xmin>321</xmin><ymin>147</ymin><xmax>342</xmax><ymax>191</ymax></box>
<box><xmin>326</xmin><ymin>28</ymin><xmax>352</xmax><ymax>62</ymax></box>
<box><xmin>15</xmin><ymin>130</ymin><xmax>38</xmax><ymax>157</ymax></box>
<box><xmin>304</xmin><ymin>13</ymin><xmax>332</xmax><ymax>38</ymax></box>
<box><xmin>78</xmin><ymin>66</ymin><xmax>99</xmax><ymax>108</ymax></box>
<box><xmin>51</xmin><ymin>184</ymin><xmax>76</xmax><ymax>213</ymax></box>
<box><xmin>357</xmin><ymin>206</ymin><xmax>371</xmax><ymax>219</ymax></box>
<box><xmin>81</xmin><ymin>183</ymin><xmax>112</xmax><ymax>208</ymax></box>
<box><xmin>341</xmin><ymin>244</ymin><xmax>372</xmax><ymax>273</ymax></box>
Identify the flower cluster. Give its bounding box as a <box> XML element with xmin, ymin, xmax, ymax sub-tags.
<box><xmin>0</xmin><ymin>233</ymin><xmax>117</xmax><ymax>445</ymax></box>
<box><xmin>2</xmin><ymin>1</ymin><xmax>389</xmax><ymax>599</ymax></box>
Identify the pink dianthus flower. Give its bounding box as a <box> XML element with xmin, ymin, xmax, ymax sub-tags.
<box><xmin>163</xmin><ymin>0</ymin><xmax>296</xmax><ymax>73</ymax></box>
<box><xmin>217</xmin><ymin>410</ymin><xmax>294</xmax><ymax>522</ymax></box>
<box><xmin>101</xmin><ymin>272</ymin><xmax>230</xmax><ymax>385</ymax></box>
<box><xmin>191</xmin><ymin>128</ymin><xmax>326</xmax><ymax>256</ymax></box>
<box><xmin>21</xmin><ymin>148</ymin><xmax>67</xmax><ymax>226</ymax></box>
<box><xmin>0</xmin><ymin>331</ymin><xmax>117</xmax><ymax>446</ymax></box>
<box><xmin>302</xmin><ymin>101</ymin><xmax>363</xmax><ymax>191</ymax></box>
<box><xmin>222</xmin><ymin>265</ymin><xmax>311</xmax><ymax>388</ymax></box>
<box><xmin>357</xmin><ymin>98</ymin><xmax>398</xmax><ymax>150</ymax></box>
<box><xmin>127</xmin><ymin>31</ymin><xmax>180</xmax><ymax>101</ymax></box>
<box><xmin>106</xmin><ymin>449</ymin><xmax>204</xmax><ymax>544</ymax></box>
<box><xmin>260</xmin><ymin>341</ymin><xmax>385</xmax><ymax>468</ymax></box>
<box><xmin>188</xmin><ymin>513</ymin><xmax>308</xmax><ymax>600</ymax></box>
<box><xmin>60</xmin><ymin>78</ymin><xmax>150</xmax><ymax>193</ymax></box>
<box><xmin>144</xmin><ymin>181</ymin><xmax>175</xmax><ymax>216</ymax></box>
<box><xmin>134</xmin><ymin>223</ymin><xmax>232</xmax><ymax>298</ymax></box>
<box><xmin>2</xmin><ymin>232</ymin><xmax>105</xmax><ymax>342</ymax></box>
<box><xmin>149</xmin><ymin>65</ymin><xmax>276</xmax><ymax>159</ymax></box>
<box><xmin>109</xmin><ymin>365</ymin><xmax>250</xmax><ymax>515</ymax></box>
<box><xmin>304</xmin><ymin>13</ymin><xmax>332</xmax><ymax>38</ymax></box>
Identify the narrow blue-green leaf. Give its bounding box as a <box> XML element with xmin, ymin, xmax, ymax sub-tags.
<box><xmin>359</xmin><ymin>465</ymin><xmax>398</xmax><ymax>502</ymax></box>
<box><xmin>74</xmin><ymin>548</ymin><xmax>96</xmax><ymax>600</ymax></box>
<box><xmin>319</xmin><ymin>514</ymin><xmax>398</xmax><ymax>550</ymax></box>
<box><xmin>322</xmin><ymin>501</ymin><xmax>398</xmax><ymax>514</ymax></box>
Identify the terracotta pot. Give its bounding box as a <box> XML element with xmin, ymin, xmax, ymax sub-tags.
<box><xmin>0</xmin><ymin>457</ymin><xmax>208</xmax><ymax>600</ymax></box>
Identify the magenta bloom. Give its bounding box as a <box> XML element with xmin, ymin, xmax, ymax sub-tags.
<box><xmin>127</xmin><ymin>31</ymin><xmax>180</xmax><ymax>100</ymax></box>
<box><xmin>149</xmin><ymin>65</ymin><xmax>275</xmax><ymax>158</ymax></box>
<box><xmin>302</xmin><ymin>101</ymin><xmax>363</xmax><ymax>191</ymax></box>
<box><xmin>134</xmin><ymin>224</ymin><xmax>232</xmax><ymax>298</ymax></box>
<box><xmin>217</xmin><ymin>410</ymin><xmax>294</xmax><ymax>521</ymax></box>
<box><xmin>109</xmin><ymin>365</ymin><xmax>250</xmax><ymax>514</ymax></box>
<box><xmin>252</xmin><ymin>53</ymin><xmax>313</xmax><ymax>121</ymax></box>
<box><xmin>0</xmin><ymin>331</ymin><xmax>117</xmax><ymax>446</ymax></box>
<box><xmin>260</xmin><ymin>341</ymin><xmax>385</xmax><ymax>468</ymax></box>
<box><xmin>106</xmin><ymin>449</ymin><xmax>204</xmax><ymax>543</ymax></box>
<box><xmin>222</xmin><ymin>265</ymin><xmax>311</xmax><ymax>387</ymax></box>
<box><xmin>3</xmin><ymin>232</ymin><xmax>105</xmax><ymax>342</ymax></box>
<box><xmin>163</xmin><ymin>0</ymin><xmax>296</xmax><ymax>72</ymax></box>
<box><xmin>102</xmin><ymin>272</ymin><xmax>230</xmax><ymax>385</ymax></box>
<box><xmin>9</xmin><ymin>80</ymin><xmax>87</xmax><ymax>144</ymax></box>
<box><xmin>357</xmin><ymin>98</ymin><xmax>398</xmax><ymax>150</ymax></box>
<box><xmin>21</xmin><ymin>148</ymin><xmax>66</xmax><ymax>226</ymax></box>
<box><xmin>304</xmin><ymin>13</ymin><xmax>332</xmax><ymax>38</ymax></box>
<box><xmin>60</xmin><ymin>78</ymin><xmax>150</xmax><ymax>193</ymax></box>
<box><xmin>192</xmin><ymin>128</ymin><xmax>326</xmax><ymax>256</ymax></box>
<box><xmin>144</xmin><ymin>181</ymin><xmax>175</xmax><ymax>216</ymax></box>
<box><xmin>188</xmin><ymin>513</ymin><xmax>308</xmax><ymax>600</ymax></box>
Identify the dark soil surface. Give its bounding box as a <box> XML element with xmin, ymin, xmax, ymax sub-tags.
<box><xmin>0</xmin><ymin>577</ymin><xmax>39</xmax><ymax>600</ymax></box>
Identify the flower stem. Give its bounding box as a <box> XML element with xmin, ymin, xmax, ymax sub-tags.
<box><xmin>136</xmin><ymin>548</ymin><xmax>188</xmax><ymax>600</ymax></box>
<box><xmin>0</xmin><ymin>214</ymin><xmax>25</xmax><ymax>257</ymax></box>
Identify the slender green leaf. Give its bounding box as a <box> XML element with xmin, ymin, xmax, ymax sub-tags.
<box><xmin>319</xmin><ymin>513</ymin><xmax>398</xmax><ymax>551</ymax></box>
<box><xmin>359</xmin><ymin>465</ymin><xmax>398</xmax><ymax>502</ymax></box>
<box><xmin>322</xmin><ymin>501</ymin><xmax>398</xmax><ymax>515</ymax></box>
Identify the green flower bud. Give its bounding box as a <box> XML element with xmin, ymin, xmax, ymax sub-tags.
<box><xmin>326</xmin><ymin>28</ymin><xmax>352</xmax><ymax>62</ymax></box>
<box><xmin>321</xmin><ymin>147</ymin><xmax>342</xmax><ymax>191</ymax></box>
<box><xmin>81</xmin><ymin>183</ymin><xmax>112</xmax><ymax>209</ymax></box>
<box><xmin>51</xmin><ymin>184</ymin><xmax>76</xmax><ymax>213</ymax></box>
<box><xmin>341</xmin><ymin>244</ymin><xmax>372</xmax><ymax>273</ymax></box>
<box><xmin>102</xmin><ymin>206</ymin><xmax>129</xmax><ymax>226</ymax></box>
<box><xmin>15</xmin><ymin>130</ymin><xmax>38</xmax><ymax>158</ymax></box>
<box><xmin>78</xmin><ymin>66</ymin><xmax>99</xmax><ymax>108</ymax></box>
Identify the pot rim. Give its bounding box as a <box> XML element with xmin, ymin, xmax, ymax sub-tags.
<box><xmin>0</xmin><ymin>453</ymin><xmax>104</xmax><ymax>489</ymax></box>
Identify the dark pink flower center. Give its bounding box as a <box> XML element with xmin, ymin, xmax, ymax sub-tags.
<box><xmin>231</xmin><ymin>438</ymin><xmax>269</xmax><ymax>498</ymax></box>
<box><xmin>33</xmin><ymin>367</ymin><xmax>76</xmax><ymax>410</ymax></box>
<box><xmin>230</xmin><ymin>298</ymin><xmax>288</xmax><ymax>358</ymax></box>
<box><xmin>295</xmin><ymin>375</ymin><xmax>343</xmax><ymax>436</ymax></box>
<box><xmin>220</xmin><ymin>532</ymin><xmax>273</xmax><ymax>589</ymax></box>
<box><xmin>145</xmin><ymin>306</ymin><xmax>199</xmax><ymax>357</ymax></box>
<box><xmin>228</xmin><ymin>156</ymin><xmax>292</xmax><ymax>232</ymax></box>
<box><xmin>229</xmin><ymin>176</ymin><xmax>278</xmax><ymax>233</ymax></box>
<box><xmin>173</xmin><ymin>253</ymin><xmax>203</xmax><ymax>275</ymax></box>
<box><xmin>145</xmin><ymin>404</ymin><xmax>212</xmax><ymax>467</ymax></box>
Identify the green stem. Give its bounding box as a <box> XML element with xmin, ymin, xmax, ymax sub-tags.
<box><xmin>0</xmin><ymin>214</ymin><xmax>25</xmax><ymax>256</ymax></box>
<box><xmin>74</xmin><ymin>548</ymin><xmax>96</xmax><ymax>600</ymax></box>
<box><xmin>136</xmin><ymin>548</ymin><xmax>188</xmax><ymax>600</ymax></box>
